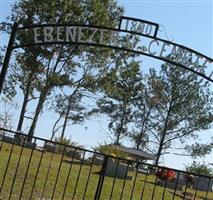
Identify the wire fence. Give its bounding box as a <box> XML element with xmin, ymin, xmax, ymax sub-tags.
<box><xmin>0</xmin><ymin>127</ymin><xmax>212</xmax><ymax>200</ymax></box>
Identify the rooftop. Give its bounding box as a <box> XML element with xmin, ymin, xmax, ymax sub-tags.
<box><xmin>112</xmin><ymin>145</ymin><xmax>157</xmax><ymax>161</ymax></box>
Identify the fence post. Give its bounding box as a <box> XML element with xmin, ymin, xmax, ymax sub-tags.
<box><xmin>94</xmin><ymin>155</ymin><xmax>109</xmax><ymax>200</ymax></box>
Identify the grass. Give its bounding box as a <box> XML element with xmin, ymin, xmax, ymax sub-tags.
<box><xmin>0</xmin><ymin>142</ymin><xmax>212</xmax><ymax>200</ymax></box>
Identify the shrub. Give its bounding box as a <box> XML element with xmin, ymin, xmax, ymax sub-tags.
<box><xmin>54</xmin><ymin>137</ymin><xmax>83</xmax><ymax>159</ymax></box>
<box><xmin>185</xmin><ymin>161</ymin><xmax>213</xmax><ymax>176</ymax></box>
<box><xmin>94</xmin><ymin>143</ymin><xmax>128</xmax><ymax>159</ymax></box>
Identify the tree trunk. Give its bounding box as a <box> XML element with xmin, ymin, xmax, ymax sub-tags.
<box><xmin>51</xmin><ymin>114</ymin><xmax>63</xmax><ymax>141</ymax></box>
<box><xmin>115</xmin><ymin>105</ymin><xmax>126</xmax><ymax>145</ymax></box>
<box><xmin>136</xmin><ymin>126</ymin><xmax>145</xmax><ymax>150</ymax></box>
<box><xmin>17</xmin><ymin>71</ymin><xmax>33</xmax><ymax>132</ymax></box>
<box><xmin>27</xmin><ymin>47</ymin><xmax>64</xmax><ymax>141</ymax></box>
<box><xmin>136</xmin><ymin>130</ymin><xmax>144</xmax><ymax>150</ymax></box>
<box><xmin>155</xmin><ymin>134</ymin><xmax>165</xmax><ymax>166</ymax></box>
<box><xmin>60</xmin><ymin>98</ymin><xmax>72</xmax><ymax>139</ymax></box>
<box><xmin>136</xmin><ymin>113</ymin><xmax>148</xmax><ymax>150</ymax></box>
<box><xmin>155</xmin><ymin>106</ymin><xmax>172</xmax><ymax>166</ymax></box>
<box><xmin>115</xmin><ymin>134</ymin><xmax>121</xmax><ymax>145</ymax></box>
<box><xmin>59</xmin><ymin>83</ymin><xmax>81</xmax><ymax>139</ymax></box>
<box><xmin>27</xmin><ymin>85</ymin><xmax>49</xmax><ymax>141</ymax></box>
<box><xmin>27</xmin><ymin>47</ymin><xmax>63</xmax><ymax>141</ymax></box>
<box><xmin>154</xmin><ymin>83</ymin><xmax>177</xmax><ymax>166</ymax></box>
<box><xmin>136</xmin><ymin>107</ymin><xmax>152</xmax><ymax>150</ymax></box>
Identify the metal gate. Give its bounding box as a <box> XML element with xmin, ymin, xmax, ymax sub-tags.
<box><xmin>0</xmin><ymin>128</ymin><xmax>212</xmax><ymax>200</ymax></box>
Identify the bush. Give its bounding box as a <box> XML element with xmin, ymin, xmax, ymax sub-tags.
<box><xmin>54</xmin><ymin>137</ymin><xmax>83</xmax><ymax>158</ymax></box>
<box><xmin>185</xmin><ymin>161</ymin><xmax>213</xmax><ymax>176</ymax></box>
<box><xmin>94</xmin><ymin>143</ymin><xmax>128</xmax><ymax>159</ymax></box>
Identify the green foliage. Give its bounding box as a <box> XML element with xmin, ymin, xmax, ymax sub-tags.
<box><xmin>3</xmin><ymin>0</ymin><xmax>124</xmax><ymax>137</ymax></box>
<box><xmin>54</xmin><ymin>136</ymin><xmax>82</xmax><ymax>154</ymax></box>
<box><xmin>0</xmin><ymin>110</ymin><xmax>13</xmax><ymax>129</ymax></box>
<box><xmin>94</xmin><ymin>56</ymin><xmax>213</xmax><ymax>161</ymax></box>
<box><xmin>143</xmin><ymin>63</ymin><xmax>213</xmax><ymax>165</ymax></box>
<box><xmin>185</xmin><ymin>140</ymin><xmax>213</xmax><ymax>158</ymax></box>
<box><xmin>95</xmin><ymin>143</ymin><xmax>128</xmax><ymax>159</ymax></box>
<box><xmin>55</xmin><ymin>136</ymin><xmax>78</xmax><ymax>146</ymax></box>
<box><xmin>129</xmin><ymin>75</ymin><xmax>153</xmax><ymax>150</ymax></box>
<box><xmin>185</xmin><ymin>161</ymin><xmax>213</xmax><ymax>176</ymax></box>
<box><xmin>54</xmin><ymin>93</ymin><xmax>86</xmax><ymax>124</ymax></box>
<box><xmin>2</xmin><ymin>0</ymin><xmax>212</xmax><ymax>167</ymax></box>
<box><xmin>96</xmin><ymin>60</ymin><xmax>143</xmax><ymax>144</ymax></box>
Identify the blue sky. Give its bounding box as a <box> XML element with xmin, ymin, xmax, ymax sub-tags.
<box><xmin>0</xmin><ymin>0</ymin><xmax>212</xmax><ymax>170</ymax></box>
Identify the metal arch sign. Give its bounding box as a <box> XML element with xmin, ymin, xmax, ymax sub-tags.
<box><xmin>0</xmin><ymin>16</ymin><xmax>213</xmax><ymax>94</ymax></box>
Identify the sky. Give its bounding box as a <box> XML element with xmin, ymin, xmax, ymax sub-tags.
<box><xmin>0</xmin><ymin>0</ymin><xmax>213</xmax><ymax>170</ymax></box>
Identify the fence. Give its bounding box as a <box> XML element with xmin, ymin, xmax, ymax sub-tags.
<box><xmin>0</xmin><ymin>127</ymin><xmax>212</xmax><ymax>200</ymax></box>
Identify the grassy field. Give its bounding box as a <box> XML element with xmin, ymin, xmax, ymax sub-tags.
<box><xmin>0</xmin><ymin>142</ymin><xmax>212</xmax><ymax>200</ymax></box>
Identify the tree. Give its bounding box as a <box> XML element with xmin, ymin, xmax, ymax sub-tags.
<box><xmin>15</xmin><ymin>53</ymin><xmax>43</xmax><ymax>132</ymax></box>
<box><xmin>96</xmin><ymin>60</ymin><xmax>142</xmax><ymax>144</ymax></box>
<box><xmin>51</xmin><ymin>78</ymin><xmax>90</xmax><ymax>140</ymax></box>
<box><xmin>0</xmin><ymin>47</ymin><xmax>17</xmax><ymax>130</ymax></box>
<box><xmin>27</xmin><ymin>46</ymin><xmax>72</xmax><ymax>140</ymax></box>
<box><xmin>185</xmin><ymin>139</ymin><xmax>213</xmax><ymax>158</ymax></box>
<box><xmin>185</xmin><ymin>161</ymin><xmax>213</xmax><ymax>176</ymax></box>
<box><xmin>94</xmin><ymin>143</ymin><xmax>128</xmax><ymax>159</ymax></box>
<box><xmin>5</xmin><ymin>0</ymin><xmax>123</xmax><ymax>139</ymax></box>
<box><xmin>0</xmin><ymin>46</ymin><xmax>17</xmax><ymax>103</ymax></box>
<box><xmin>54</xmin><ymin>136</ymin><xmax>83</xmax><ymax>154</ymax></box>
<box><xmin>145</xmin><ymin>63</ymin><xmax>213</xmax><ymax>165</ymax></box>
<box><xmin>129</xmin><ymin>76</ymin><xmax>155</xmax><ymax>150</ymax></box>
<box><xmin>0</xmin><ymin>106</ymin><xmax>14</xmax><ymax>130</ymax></box>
